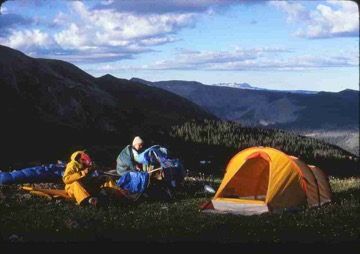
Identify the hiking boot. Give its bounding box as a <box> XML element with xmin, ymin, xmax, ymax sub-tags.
<box><xmin>88</xmin><ymin>197</ymin><xmax>98</xmax><ymax>207</ymax></box>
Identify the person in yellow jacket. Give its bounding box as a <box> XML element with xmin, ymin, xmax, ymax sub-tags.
<box><xmin>63</xmin><ymin>150</ymin><xmax>125</xmax><ymax>207</ymax></box>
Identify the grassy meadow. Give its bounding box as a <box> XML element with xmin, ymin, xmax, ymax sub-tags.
<box><xmin>0</xmin><ymin>175</ymin><xmax>359</xmax><ymax>248</ymax></box>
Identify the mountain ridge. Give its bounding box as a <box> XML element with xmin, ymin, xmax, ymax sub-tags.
<box><xmin>131</xmin><ymin>77</ymin><xmax>359</xmax><ymax>131</ymax></box>
<box><xmin>209</xmin><ymin>82</ymin><xmax>319</xmax><ymax>94</ymax></box>
<box><xmin>131</xmin><ymin>78</ymin><xmax>359</xmax><ymax>155</ymax></box>
<box><xmin>0</xmin><ymin>45</ymin><xmax>216</xmax><ymax>168</ymax></box>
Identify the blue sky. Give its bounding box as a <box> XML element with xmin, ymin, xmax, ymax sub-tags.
<box><xmin>0</xmin><ymin>0</ymin><xmax>358</xmax><ymax>92</ymax></box>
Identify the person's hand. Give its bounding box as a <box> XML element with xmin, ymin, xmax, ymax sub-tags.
<box><xmin>82</xmin><ymin>167</ymin><xmax>89</xmax><ymax>175</ymax></box>
<box><xmin>82</xmin><ymin>165</ymin><xmax>94</xmax><ymax>175</ymax></box>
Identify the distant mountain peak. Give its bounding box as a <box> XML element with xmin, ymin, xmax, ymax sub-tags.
<box><xmin>339</xmin><ymin>88</ymin><xmax>358</xmax><ymax>93</ymax></box>
<box><xmin>210</xmin><ymin>82</ymin><xmax>318</xmax><ymax>94</ymax></box>
<box><xmin>210</xmin><ymin>82</ymin><xmax>257</xmax><ymax>89</ymax></box>
<box><xmin>102</xmin><ymin>74</ymin><xmax>116</xmax><ymax>78</ymax></box>
<box><xmin>97</xmin><ymin>74</ymin><xmax>118</xmax><ymax>80</ymax></box>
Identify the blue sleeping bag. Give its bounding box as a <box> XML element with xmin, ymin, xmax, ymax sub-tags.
<box><xmin>0</xmin><ymin>163</ymin><xmax>66</xmax><ymax>185</ymax></box>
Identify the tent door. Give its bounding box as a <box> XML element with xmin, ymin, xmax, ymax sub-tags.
<box><xmin>220</xmin><ymin>152</ymin><xmax>270</xmax><ymax>201</ymax></box>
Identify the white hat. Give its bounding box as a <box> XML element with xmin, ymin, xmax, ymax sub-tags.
<box><xmin>132</xmin><ymin>136</ymin><xmax>143</xmax><ymax>146</ymax></box>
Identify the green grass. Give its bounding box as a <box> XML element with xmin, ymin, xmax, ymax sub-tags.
<box><xmin>0</xmin><ymin>177</ymin><xmax>359</xmax><ymax>246</ymax></box>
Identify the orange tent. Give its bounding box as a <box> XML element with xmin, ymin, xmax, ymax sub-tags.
<box><xmin>212</xmin><ymin>147</ymin><xmax>332</xmax><ymax>215</ymax></box>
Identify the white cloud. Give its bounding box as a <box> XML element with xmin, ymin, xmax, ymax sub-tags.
<box><xmin>99</xmin><ymin>46</ymin><xmax>356</xmax><ymax>72</ymax></box>
<box><xmin>49</xmin><ymin>1</ymin><xmax>197</xmax><ymax>56</ymax></box>
<box><xmin>54</xmin><ymin>23</ymin><xmax>87</xmax><ymax>49</ymax></box>
<box><xmin>140</xmin><ymin>36</ymin><xmax>179</xmax><ymax>46</ymax></box>
<box><xmin>1</xmin><ymin>5</ymin><xmax>8</xmax><ymax>14</ymax></box>
<box><xmin>52</xmin><ymin>11</ymin><xmax>70</xmax><ymax>28</ymax></box>
<box><xmin>70</xmin><ymin>1</ymin><xmax>196</xmax><ymax>41</ymax></box>
<box><xmin>3</xmin><ymin>29</ymin><xmax>50</xmax><ymax>49</ymax></box>
<box><xmin>271</xmin><ymin>0</ymin><xmax>359</xmax><ymax>38</ymax></box>
<box><xmin>269</xmin><ymin>1</ymin><xmax>310</xmax><ymax>24</ymax></box>
<box><xmin>311</xmin><ymin>1</ymin><xmax>358</xmax><ymax>37</ymax></box>
<box><xmin>1</xmin><ymin>0</ymin><xmax>358</xmax><ymax>77</ymax></box>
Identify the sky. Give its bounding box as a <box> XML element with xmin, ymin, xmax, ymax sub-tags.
<box><xmin>0</xmin><ymin>0</ymin><xmax>359</xmax><ymax>92</ymax></box>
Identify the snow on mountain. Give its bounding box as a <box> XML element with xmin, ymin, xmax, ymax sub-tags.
<box><xmin>210</xmin><ymin>82</ymin><xmax>317</xmax><ymax>94</ymax></box>
<box><xmin>209</xmin><ymin>82</ymin><xmax>259</xmax><ymax>89</ymax></box>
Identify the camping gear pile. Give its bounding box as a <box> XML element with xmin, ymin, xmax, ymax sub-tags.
<box><xmin>0</xmin><ymin>145</ymin><xmax>186</xmax><ymax>202</ymax></box>
<box><xmin>137</xmin><ymin>145</ymin><xmax>185</xmax><ymax>188</ymax></box>
<box><xmin>115</xmin><ymin>145</ymin><xmax>186</xmax><ymax>201</ymax></box>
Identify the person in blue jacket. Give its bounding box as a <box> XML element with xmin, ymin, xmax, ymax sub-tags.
<box><xmin>116</xmin><ymin>136</ymin><xmax>144</xmax><ymax>176</ymax></box>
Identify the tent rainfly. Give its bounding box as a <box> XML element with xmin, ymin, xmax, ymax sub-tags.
<box><xmin>211</xmin><ymin>147</ymin><xmax>332</xmax><ymax>215</ymax></box>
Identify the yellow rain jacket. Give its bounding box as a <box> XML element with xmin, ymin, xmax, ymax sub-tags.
<box><xmin>63</xmin><ymin>151</ymin><xmax>120</xmax><ymax>205</ymax></box>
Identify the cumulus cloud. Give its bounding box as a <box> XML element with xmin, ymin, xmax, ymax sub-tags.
<box><xmin>270</xmin><ymin>0</ymin><xmax>359</xmax><ymax>38</ymax></box>
<box><xmin>49</xmin><ymin>1</ymin><xmax>199</xmax><ymax>61</ymax></box>
<box><xmin>0</xmin><ymin>0</ymin><xmax>204</xmax><ymax>63</ymax></box>
<box><xmin>1</xmin><ymin>29</ymin><xmax>51</xmax><ymax>51</ymax></box>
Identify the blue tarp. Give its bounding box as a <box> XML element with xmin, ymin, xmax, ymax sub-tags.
<box><xmin>116</xmin><ymin>171</ymin><xmax>149</xmax><ymax>194</ymax></box>
<box><xmin>137</xmin><ymin>145</ymin><xmax>183</xmax><ymax>169</ymax></box>
<box><xmin>136</xmin><ymin>145</ymin><xmax>185</xmax><ymax>188</ymax></box>
<box><xmin>137</xmin><ymin>145</ymin><xmax>168</xmax><ymax>165</ymax></box>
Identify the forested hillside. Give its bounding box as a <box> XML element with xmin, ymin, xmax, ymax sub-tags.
<box><xmin>168</xmin><ymin>120</ymin><xmax>359</xmax><ymax>177</ymax></box>
<box><xmin>133</xmin><ymin>78</ymin><xmax>359</xmax><ymax>156</ymax></box>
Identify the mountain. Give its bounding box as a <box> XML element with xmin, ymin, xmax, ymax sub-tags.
<box><xmin>0</xmin><ymin>45</ymin><xmax>216</xmax><ymax>168</ymax></box>
<box><xmin>131</xmin><ymin>78</ymin><xmax>359</xmax><ymax>130</ymax></box>
<box><xmin>210</xmin><ymin>82</ymin><xmax>317</xmax><ymax>94</ymax></box>
<box><xmin>131</xmin><ymin>78</ymin><xmax>359</xmax><ymax>155</ymax></box>
<box><xmin>1</xmin><ymin>44</ymin><xmax>358</xmax><ymax>172</ymax></box>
